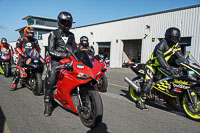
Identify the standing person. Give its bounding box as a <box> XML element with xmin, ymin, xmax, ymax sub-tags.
<box><xmin>0</xmin><ymin>38</ymin><xmax>13</xmax><ymax>73</ymax></box>
<box><xmin>137</xmin><ymin>27</ymin><xmax>184</xmax><ymax>110</ymax></box>
<box><xmin>44</xmin><ymin>11</ymin><xmax>77</xmax><ymax>116</ymax></box>
<box><xmin>11</xmin><ymin>26</ymin><xmax>40</xmax><ymax>91</ymax></box>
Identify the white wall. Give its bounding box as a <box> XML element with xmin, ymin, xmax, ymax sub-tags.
<box><xmin>40</xmin><ymin>5</ymin><xmax>200</xmax><ymax>68</ymax></box>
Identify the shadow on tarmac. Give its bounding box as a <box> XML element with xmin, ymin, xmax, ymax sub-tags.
<box><xmin>0</xmin><ymin>106</ymin><xmax>6</xmax><ymax>133</ymax></box>
<box><xmin>86</xmin><ymin>122</ymin><xmax>109</xmax><ymax>133</ymax></box>
<box><xmin>120</xmin><ymin>89</ymin><xmax>187</xmax><ymax>118</ymax></box>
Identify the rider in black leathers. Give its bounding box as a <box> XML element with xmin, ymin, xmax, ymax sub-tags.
<box><xmin>137</xmin><ymin>27</ymin><xmax>184</xmax><ymax>110</ymax></box>
<box><xmin>79</xmin><ymin>36</ymin><xmax>94</xmax><ymax>56</ymax></box>
<box><xmin>44</xmin><ymin>11</ymin><xmax>77</xmax><ymax>116</ymax></box>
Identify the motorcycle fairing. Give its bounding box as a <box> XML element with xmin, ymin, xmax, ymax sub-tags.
<box><xmin>55</xmin><ymin>54</ymin><xmax>101</xmax><ymax>113</ymax></box>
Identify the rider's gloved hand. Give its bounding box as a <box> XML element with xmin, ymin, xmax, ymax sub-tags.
<box><xmin>21</xmin><ymin>53</ymin><xmax>27</xmax><ymax>58</ymax></box>
<box><xmin>166</xmin><ymin>67</ymin><xmax>179</xmax><ymax>77</ymax></box>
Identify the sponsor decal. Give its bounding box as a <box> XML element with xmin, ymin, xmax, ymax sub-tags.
<box><xmin>172</xmin><ymin>83</ymin><xmax>190</xmax><ymax>89</ymax></box>
<box><xmin>174</xmin><ymin>79</ymin><xmax>191</xmax><ymax>85</ymax></box>
<box><xmin>61</xmin><ymin>36</ymin><xmax>69</xmax><ymax>44</ymax></box>
<box><xmin>26</xmin><ymin>58</ymin><xmax>32</xmax><ymax>65</ymax></box>
<box><xmin>77</xmin><ymin>65</ymin><xmax>84</xmax><ymax>69</ymax></box>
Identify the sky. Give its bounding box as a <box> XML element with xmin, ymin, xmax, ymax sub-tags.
<box><xmin>0</xmin><ymin>0</ymin><xmax>200</xmax><ymax>42</ymax></box>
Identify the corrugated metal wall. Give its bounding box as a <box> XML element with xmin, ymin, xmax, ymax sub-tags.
<box><xmin>70</xmin><ymin>5</ymin><xmax>200</xmax><ymax>67</ymax></box>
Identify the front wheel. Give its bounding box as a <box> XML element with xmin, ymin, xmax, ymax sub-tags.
<box><xmin>31</xmin><ymin>72</ymin><xmax>42</xmax><ymax>96</ymax></box>
<box><xmin>96</xmin><ymin>74</ymin><xmax>108</xmax><ymax>92</ymax></box>
<box><xmin>4</xmin><ymin>64</ymin><xmax>10</xmax><ymax>77</ymax></box>
<box><xmin>78</xmin><ymin>89</ymin><xmax>103</xmax><ymax>128</ymax></box>
<box><xmin>181</xmin><ymin>93</ymin><xmax>200</xmax><ymax>121</ymax></box>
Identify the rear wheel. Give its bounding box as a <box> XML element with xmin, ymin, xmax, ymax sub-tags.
<box><xmin>128</xmin><ymin>78</ymin><xmax>141</xmax><ymax>102</ymax></box>
<box><xmin>96</xmin><ymin>74</ymin><xmax>108</xmax><ymax>92</ymax></box>
<box><xmin>78</xmin><ymin>89</ymin><xmax>103</xmax><ymax>128</ymax></box>
<box><xmin>181</xmin><ymin>93</ymin><xmax>200</xmax><ymax>121</ymax></box>
<box><xmin>32</xmin><ymin>73</ymin><xmax>42</xmax><ymax>96</ymax></box>
<box><xmin>129</xmin><ymin>85</ymin><xmax>140</xmax><ymax>102</ymax></box>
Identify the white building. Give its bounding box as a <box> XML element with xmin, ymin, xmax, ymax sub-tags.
<box><xmin>41</xmin><ymin>4</ymin><xmax>200</xmax><ymax>68</ymax></box>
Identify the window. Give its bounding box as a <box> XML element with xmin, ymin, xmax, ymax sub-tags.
<box><xmin>38</xmin><ymin>33</ymin><xmax>42</xmax><ymax>40</ymax></box>
<box><xmin>36</xmin><ymin>19</ymin><xmax>45</xmax><ymax>25</ymax></box>
<box><xmin>27</xmin><ymin>19</ymin><xmax>34</xmax><ymax>25</ymax></box>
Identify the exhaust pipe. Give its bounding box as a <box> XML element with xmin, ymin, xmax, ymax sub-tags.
<box><xmin>124</xmin><ymin>77</ymin><xmax>141</xmax><ymax>93</ymax></box>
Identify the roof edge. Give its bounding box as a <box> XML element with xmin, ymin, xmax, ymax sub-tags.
<box><xmin>72</xmin><ymin>4</ymin><xmax>200</xmax><ymax>29</ymax></box>
<box><xmin>22</xmin><ymin>15</ymin><xmax>57</xmax><ymax>22</ymax></box>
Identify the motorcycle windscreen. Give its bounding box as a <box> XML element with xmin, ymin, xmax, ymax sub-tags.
<box><xmin>176</xmin><ymin>54</ymin><xmax>200</xmax><ymax>69</ymax></box>
<box><xmin>26</xmin><ymin>49</ymin><xmax>40</xmax><ymax>58</ymax></box>
<box><xmin>76</xmin><ymin>51</ymin><xmax>93</xmax><ymax>68</ymax></box>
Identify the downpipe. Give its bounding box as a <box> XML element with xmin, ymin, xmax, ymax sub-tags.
<box><xmin>124</xmin><ymin>77</ymin><xmax>141</xmax><ymax>93</ymax></box>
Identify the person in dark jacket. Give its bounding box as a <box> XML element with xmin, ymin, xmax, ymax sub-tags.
<box><xmin>137</xmin><ymin>27</ymin><xmax>184</xmax><ymax>110</ymax></box>
<box><xmin>44</xmin><ymin>11</ymin><xmax>77</xmax><ymax>116</ymax></box>
<box><xmin>79</xmin><ymin>36</ymin><xmax>94</xmax><ymax>56</ymax></box>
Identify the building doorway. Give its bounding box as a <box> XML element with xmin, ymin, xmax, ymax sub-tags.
<box><xmin>122</xmin><ymin>39</ymin><xmax>142</xmax><ymax>63</ymax></box>
<box><xmin>98</xmin><ymin>42</ymin><xmax>111</xmax><ymax>60</ymax></box>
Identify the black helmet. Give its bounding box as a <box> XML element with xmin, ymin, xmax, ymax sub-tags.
<box><xmin>1</xmin><ymin>38</ymin><xmax>7</xmax><ymax>45</ymax></box>
<box><xmin>57</xmin><ymin>11</ymin><xmax>73</xmax><ymax>32</ymax></box>
<box><xmin>80</xmin><ymin>36</ymin><xmax>89</xmax><ymax>47</ymax></box>
<box><xmin>165</xmin><ymin>27</ymin><xmax>181</xmax><ymax>44</ymax></box>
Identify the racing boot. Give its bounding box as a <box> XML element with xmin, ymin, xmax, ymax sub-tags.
<box><xmin>10</xmin><ymin>83</ymin><xmax>17</xmax><ymax>91</ymax></box>
<box><xmin>136</xmin><ymin>98</ymin><xmax>149</xmax><ymax>111</ymax></box>
<box><xmin>141</xmin><ymin>79</ymin><xmax>153</xmax><ymax>99</ymax></box>
<box><xmin>44</xmin><ymin>86</ymin><xmax>53</xmax><ymax>116</ymax></box>
<box><xmin>44</xmin><ymin>95</ymin><xmax>52</xmax><ymax>116</ymax></box>
<box><xmin>11</xmin><ymin>69</ymin><xmax>20</xmax><ymax>91</ymax></box>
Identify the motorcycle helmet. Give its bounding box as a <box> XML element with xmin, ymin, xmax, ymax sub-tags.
<box><xmin>165</xmin><ymin>27</ymin><xmax>181</xmax><ymax>44</ymax></box>
<box><xmin>1</xmin><ymin>38</ymin><xmax>7</xmax><ymax>45</ymax></box>
<box><xmin>57</xmin><ymin>11</ymin><xmax>73</xmax><ymax>32</ymax></box>
<box><xmin>24</xmin><ymin>26</ymin><xmax>34</xmax><ymax>39</ymax></box>
<box><xmin>80</xmin><ymin>36</ymin><xmax>89</xmax><ymax>47</ymax></box>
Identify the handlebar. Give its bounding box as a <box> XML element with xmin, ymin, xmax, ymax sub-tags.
<box><xmin>55</xmin><ymin>61</ymin><xmax>73</xmax><ymax>70</ymax></box>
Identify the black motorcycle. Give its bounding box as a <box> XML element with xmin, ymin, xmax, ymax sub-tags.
<box><xmin>124</xmin><ymin>54</ymin><xmax>200</xmax><ymax>121</ymax></box>
<box><xmin>19</xmin><ymin>49</ymin><xmax>45</xmax><ymax>95</ymax></box>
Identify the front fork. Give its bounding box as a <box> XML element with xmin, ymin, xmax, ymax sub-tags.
<box><xmin>186</xmin><ymin>90</ymin><xmax>198</xmax><ymax>109</ymax></box>
<box><xmin>77</xmin><ymin>86</ymin><xmax>84</xmax><ymax>111</ymax></box>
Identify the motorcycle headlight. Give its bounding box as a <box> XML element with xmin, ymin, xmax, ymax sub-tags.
<box><xmin>77</xmin><ymin>73</ymin><xmax>91</xmax><ymax>80</ymax></box>
<box><xmin>188</xmin><ymin>70</ymin><xmax>197</xmax><ymax>80</ymax></box>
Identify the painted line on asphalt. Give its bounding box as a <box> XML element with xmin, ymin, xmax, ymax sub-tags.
<box><xmin>3</xmin><ymin>123</ymin><xmax>11</xmax><ymax>133</ymax></box>
<box><xmin>100</xmin><ymin>92</ymin><xmax>131</xmax><ymax>102</ymax></box>
<box><xmin>108</xmin><ymin>83</ymin><xmax>128</xmax><ymax>89</ymax></box>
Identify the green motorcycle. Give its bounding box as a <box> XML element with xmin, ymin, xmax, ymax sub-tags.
<box><xmin>124</xmin><ymin>54</ymin><xmax>200</xmax><ymax>121</ymax></box>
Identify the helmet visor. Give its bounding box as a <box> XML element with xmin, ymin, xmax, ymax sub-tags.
<box><xmin>60</xmin><ymin>20</ymin><xmax>70</xmax><ymax>27</ymax></box>
<box><xmin>170</xmin><ymin>36</ymin><xmax>179</xmax><ymax>43</ymax></box>
<box><xmin>2</xmin><ymin>40</ymin><xmax>7</xmax><ymax>44</ymax></box>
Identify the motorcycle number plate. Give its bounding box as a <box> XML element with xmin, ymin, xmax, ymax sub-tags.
<box><xmin>34</xmin><ymin>60</ymin><xmax>38</xmax><ymax>63</ymax></box>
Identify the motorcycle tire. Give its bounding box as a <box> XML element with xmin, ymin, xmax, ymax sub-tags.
<box><xmin>4</xmin><ymin>64</ymin><xmax>9</xmax><ymax>77</ymax></box>
<box><xmin>79</xmin><ymin>89</ymin><xmax>103</xmax><ymax>128</ymax></box>
<box><xmin>96</xmin><ymin>74</ymin><xmax>108</xmax><ymax>92</ymax></box>
<box><xmin>32</xmin><ymin>72</ymin><xmax>42</xmax><ymax>96</ymax></box>
<box><xmin>128</xmin><ymin>78</ymin><xmax>141</xmax><ymax>102</ymax></box>
<box><xmin>181</xmin><ymin>93</ymin><xmax>200</xmax><ymax>121</ymax></box>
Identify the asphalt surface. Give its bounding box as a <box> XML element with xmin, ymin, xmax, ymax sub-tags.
<box><xmin>0</xmin><ymin>67</ymin><xmax>200</xmax><ymax>133</ymax></box>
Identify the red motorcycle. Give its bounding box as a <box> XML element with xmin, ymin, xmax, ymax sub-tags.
<box><xmin>93</xmin><ymin>55</ymin><xmax>108</xmax><ymax>92</ymax></box>
<box><xmin>48</xmin><ymin>50</ymin><xmax>103</xmax><ymax>128</ymax></box>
